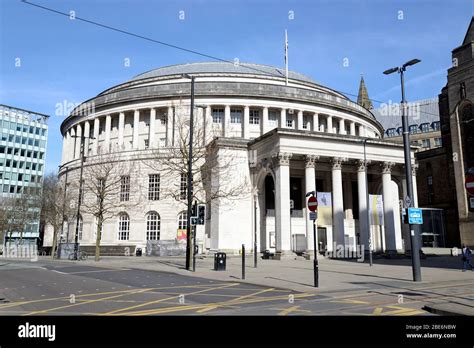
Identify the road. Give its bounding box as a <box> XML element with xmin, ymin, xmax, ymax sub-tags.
<box><xmin>0</xmin><ymin>258</ymin><xmax>440</xmax><ymax>316</ymax></box>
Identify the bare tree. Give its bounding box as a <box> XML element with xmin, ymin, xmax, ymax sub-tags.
<box><xmin>146</xmin><ymin>108</ymin><xmax>249</xmax><ymax>205</ymax></box>
<box><xmin>41</xmin><ymin>172</ymin><xmax>73</xmax><ymax>259</ymax></box>
<box><xmin>79</xmin><ymin>154</ymin><xmax>137</xmax><ymax>261</ymax></box>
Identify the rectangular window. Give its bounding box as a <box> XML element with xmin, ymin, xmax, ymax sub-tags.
<box><xmin>180</xmin><ymin>173</ymin><xmax>187</xmax><ymax>200</ymax></box>
<box><xmin>268</xmin><ymin>111</ymin><xmax>277</xmax><ymax>126</ymax></box>
<box><xmin>286</xmin><ymin>116</ymin><xmax>294</xmax><ymax>128</ymax></box>
<box><xmin>212</xmin><ymin>108</ymin><xmax>224</xmax><ymax>123</ymax></box>
<box><xmin>249</xmin><ymin>110</ymin><xmax>260</xmax><ymax>125</ymax></box>
<box><xmin>120</xmin><ymin>175</ymin><xmax>130</xmax><ymax>202</ymax></box>
<box><xmin>230</xmin><ymin>109</ymin><xmax>242</xmax><ymax>124</ymax></box>
<box><xmin>422</xmin><ymin>139</ymin><xmax>430</xmax><ymax>149</ymax></box>
<box><xmin>434</xmin><ymin>137</ymin><xmax>442</xmax><ymax>147</ymax></box>
<box><xmin>148</xmin><ymin>174</ymin><xmax>160</xmax><ymax>200</ymax></box>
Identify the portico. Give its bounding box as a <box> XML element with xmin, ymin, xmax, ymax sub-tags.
<box><xmin>249</xmin><ymin>128</ymin><xmax>415</xmax><ymax>256</ymax></box>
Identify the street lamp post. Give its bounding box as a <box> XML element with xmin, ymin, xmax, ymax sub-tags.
<box><xmin>383</xmin><ymin>58</ymin><xmax>422</xmax><ymax>282</ymax></box>
<box><xmin>60</xmin><ymin>165</ymin><xmax>68</xmax><ymax>257</ymax></box>
<box><xmin>70</xmin><ymin>134</ymin><xmax>95</xmax><ymax>260</ymax></box>
<box><xmin>182</xmin><ymin>74</ymin><xmax>195</xmax><ymax>271</ymax></box>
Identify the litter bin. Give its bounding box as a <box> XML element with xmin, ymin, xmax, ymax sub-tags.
<box><xmin>135</xmin><ymin>248</ymin><xmax>142</xmax><ymax>256</ymax></box>
<box><xmin>214</xmin><ymin>252</ymin><xmax>226</xmax><ymax>271</ymax></box>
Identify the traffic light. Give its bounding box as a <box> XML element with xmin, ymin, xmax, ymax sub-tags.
<box><xmin>197</xmin><ymin>204</ymin><xmax>206</xmax><ymax>225</ymax></box>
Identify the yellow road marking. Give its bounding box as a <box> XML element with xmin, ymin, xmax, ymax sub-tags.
<box><xmin>277</xmin><ymin>305</ymin><xmax>311</xmax><ymax>316</ymax></box>
<box><xmin>372</xmin><ymin>305</ymin><xmax>425</xmax><ymax>316</ymax></box>
<box><xmin>122</xmin><ymin>292</ymin><xmax>315</xmax><ymax>316</ymax></box>
<box><xmin>196</xmin><ymin>288</ymin><xmax>275</xmax><ymax>313</ymax></box>
<box><xmin>102</xmin><ymin>282</ymin><xmax>239</xmax><ymax>315</ymax></box>
<box><xmin>331</xmin><ymin>299</ymin><xmax>369</xmax><ymax>304</ymax></box>
<box><xmin>23</xmin><ymin>288</ymin><xmax>156</xmax><ymax>316</ymax></box>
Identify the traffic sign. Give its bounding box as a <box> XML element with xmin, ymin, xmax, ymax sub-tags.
<box><xmin>466</xmin><ymin>172</ymin><xmax>474</xmax><ymax>197</ymax></box>
<box><xmin>309</xmin><ymin>212</ymin><xmax>317</xmax><ymax>220</ymax></box>
<box><xmin>307</xmin><ymin>196</ymin><xmax>318</xmax><ymax>212</ymax></box>
<box><xmin>407</xmin><ymin>208</ymin><xmax>423</xmax><ymax>225</ymax></box>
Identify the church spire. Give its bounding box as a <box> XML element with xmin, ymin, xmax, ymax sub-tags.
<box><xmin>357</xmin><ymin>75</ymin><xmax>373</xmax><ymax>110</ymax></box>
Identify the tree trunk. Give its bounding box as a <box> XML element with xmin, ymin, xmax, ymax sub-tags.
<box><xmin>51</xmin><ymin>224</ymin><xmax>59</xmax><ymax>260</ymax></box>
<box><xmin>95</xmin><ymin>217</ymin><xmax>102</xmax><ymax>262</ymax></box>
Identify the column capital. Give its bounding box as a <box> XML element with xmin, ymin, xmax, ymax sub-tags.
<box><xmin>272</xmin><ymin>152</ymin><xmax>292</xmax><ymax>166</ymax></box>
<box><xmin>381</xmin><ymin>161</ymin><xmax>395</xmax><ymax>174</ymax></box>
<box><xmin>305</xmin><ymin>155</ymin><xmax>320</xmax><ymax>168</ymax></box>
<box><xmin>331</xmin><ymin>157</ymin><xmax>346</xmax><ymax>170</ymax></box>
<box><xmin>357</xmin><ymin>159</ymin><xmax>371</xmax><ymax>172</ymax></box>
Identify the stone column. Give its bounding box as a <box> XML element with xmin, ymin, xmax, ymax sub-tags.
<box><xmin>339</xmin><ymin>118</ymin><xmax>346</xmax><ymax>135</ymax></box>
<box><xmin>61</xmin><ymin>133</ymin><xmax>68</xmax><ymax>164</ymax></box>
<box><xmin>224</xmin><ymin>105</ymin><xmax>230</xmax><ymax>137</ymax></box>
<box><xmin>297</xmin><ymin>110</ymin><xmax>304</xmax><ymax>130</ymax></box>
<box><xmin>84</xmin><ymin>121</ymin><xmax>90</xmax><ymax>156</ymax></box>
<box><xmin>382</xmin><ymin>162</ymin><xmax>396</xmax><ymax>252</ymax></box>
<box><xmin>327</xmin><ymin>116</ymin><xmax>333</xmax><ymax>133</ymax></box>
<box><xmin>149</xmin><ymin>108</ymin><xmax>156</xmax><ymax>148</ymax></box>
<box><xmin>332</xmin><ymin>157</ymin><xmax>345</xmax><ymax>246</ymax></box>
<box><xmin>74</xmin><ymin>123</ymin><xmax>82</xmax><ymax>159</ymax></box>
<box><xmin>93</xmin><ymin>118</ymin><xmax>99</xmax><ymax>155</ymax></box>
<box><xmin>280</xmin><ymin>108</ymin><xmax>286</xmax><ymax>128</ymax></box>
<box><xmin>262</xmin><ymin>107</ymin><xmax>269</xmax><ymax>135</ymax></box>
<box><xmin>133</xmin><ymin>109</ymin><xmax>140</xmax><ymax>149</ymax></box>
<box><xmin>243</xmin><ymin>105</ymin><xmax>250</xmax><ymax>139</ymax></box>
<box><xmin>167</xmin><ymin>106</ymin><xmax>173</xmax><ymax>146</ymax></box>
<box><xmin>350</xmin><ymin>122</ymin><xmax>356</xmax><ymax>136</ymax></box>
<box><xmin>272</xmin><ymin>152</ymin><xmax>292</xmax><ymax>255</ymax></box>
<box><xmin>204</xmin><ymin>106</ymin><xmax>212</xmax><ymax>145</ymax></box>
<box><xmin>305</xmin><ymin>155</ymin><xmax>319</xmax><ymax>253</ymax></box>
<box><xmin>313</xmin><ymin>113</ymin><xmax>319</xmax><ymax>132</ymax></box>
<box><xmin>118</xmin><ymin>112</ymin><xmax>125</xmax><ymax>149</ymax></box>
<box><xmin>358</xmin><ymin>124</ymin><xmax>365</xmax><ymax>137</ymax></box>
<box><xmin>357</xmin><ymin>160</ymin><xmax>370</xmax><ymax>251</ymax></box>
<box><xmin>104</xmin><ymin>114</ymin><xmax>111</xmax><ymax>153</ymax></box>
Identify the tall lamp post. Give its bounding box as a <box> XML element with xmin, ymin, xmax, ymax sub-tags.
<box><xmin>70</xmin><ymin>133</ymin><xmax>95</xmax><ymax>260</ymax></box>
<box><xmin>383</xmin><ymin>58</ymin><xmax>422</xmax><ymax>282</ymax></box>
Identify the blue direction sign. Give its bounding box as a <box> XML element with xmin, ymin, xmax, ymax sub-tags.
<box><xmin>407</xmin><ymin>208</ymin><xmax>423</xmax><ymax>225</ymax></box>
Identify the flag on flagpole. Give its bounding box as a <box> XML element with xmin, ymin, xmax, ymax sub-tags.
<box><xmin>284</xmin><ymin>29</ymin><xmax>289</xmax><ymax>86</ymax></box>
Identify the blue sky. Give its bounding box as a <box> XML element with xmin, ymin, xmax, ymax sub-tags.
<box><xmin>0</xmin><ymin>0</ymin><xmax>473</xmax><ymax>174</ymax></box>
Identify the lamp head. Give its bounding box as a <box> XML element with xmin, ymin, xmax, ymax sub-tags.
<box><xmin>383</xmin><ymin>67</ymin><xmax>399</xmax><ymax>75</ymax></box>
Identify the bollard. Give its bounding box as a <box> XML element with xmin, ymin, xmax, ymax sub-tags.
<box><xmin>314</xmin><ymin>259</ymin><xmax>319</xmax><ymax>287</ymax></box>
<box><xmin>242</xmin><ymin>244</ymin><xmax>245</xmax><ymax>280</ymax></box>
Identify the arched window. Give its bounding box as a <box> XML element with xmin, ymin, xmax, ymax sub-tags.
<box><xmin>118</xmin><ymin>213</ymin><xmax>130</xmax><ymax>241</ymax></box>
<box><xmin>178</xmin><ymin>211</ymin><xmax>187</xmax><ymax>230</ymax></box>
<box><xmin>146</xmin><ymin>212</ymin><xmax>160</xmax><ymax>240</ymax></box>
<box><xmin>461</xmin><ymin>104</ymin><xmax>474</xmax><ymax>170</ymax></box>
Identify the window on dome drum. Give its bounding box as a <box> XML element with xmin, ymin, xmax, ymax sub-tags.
<box><xmin>118</xmin><ymin>214</ymin><xmax>130</xmax><ymax>240</ymax></box>
<box><xmin>146</xmin><ymin>212</ymin><xmax>161</xmax><ymax>240</ymax></box>
<box><xmin>268</xmin><ymin>111</ymin><xmax>277</xmax><ymax>126</ymax></box>
<box><xmin>178</xmin><ymin>211</ymin><xmax>188</xmax><ymax>230</ymax></box>
<box><xmin>422</xmin><ymin>139</ymin><xmax>431</xmax><ymax>149</ymax></box>
<box><xmin>230</xmin><ymin>109</ymin><xmax>242</xmax><ymax>124</ymax></box>
<box><xmin>249</xmin><ymin>110</ymin><xmax>260</xmax><ymax>125</ymax></box>
<box><xmin>120</xmin><ymin>175</ymin><xmax>130</xmax><ymax>202</ymax></box>
<box><xmin>302</xmin><ymin>116</ymin><xmax>308</xmax><ymax>129</ymax></box>
<box><xmin>148</xmin><ymin>174</ymin><xmax>160</xmax><ymax>200</ymax></box>
<box><xmin>420</xmin><ymin>123</ymin><xmax>430</xmax><ymax>133</ymax></box>
<box><xmin>212</xmin><ymin>108</ymin><xmax>224</xmax><ymax>123</ymax></box>
<box><xmin>180</xmin><ymin>173</ymin><xmax>187</xmax><ymax>200</ymax></box>
<box><xmin>286</xmin><ymin>116</ymin><xmax>294</xmax><ymax>128</ymax></box>
<box><xmin>432</xmin><ymin>121</ymin><xmax>440</xmax><ymax>131</ymax></box>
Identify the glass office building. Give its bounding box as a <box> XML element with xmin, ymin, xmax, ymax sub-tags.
<box><xmin>0</xmin><ymin>104</ymin><xmax>48</xmax><ymax>246</ymax></box>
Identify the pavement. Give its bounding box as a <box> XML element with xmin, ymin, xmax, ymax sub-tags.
<box><xmin>0</xmin><ymin>253</ymin><xmax>472</xmax><ymax>316</ymax></box>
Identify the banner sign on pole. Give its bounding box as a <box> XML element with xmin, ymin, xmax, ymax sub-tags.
<box><xmin>316</xmin><ymin>192</ymin><xmax>332</xmax><ymax>225</ymax></box>
<box><xmin>369</xmin><ymin>194</ymin><xmax>384</xmax><ymax>226</ymax></box>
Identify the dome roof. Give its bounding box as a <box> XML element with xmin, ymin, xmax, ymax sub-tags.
<box><xmin>130</xmin><ymin>61</ymin><xmax>317</xmax><ymax>84</ymax></box>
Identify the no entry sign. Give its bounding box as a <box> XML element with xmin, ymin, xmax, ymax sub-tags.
<box><xmin>307</xmin><ymin>196</ymin><xmax>318</xmax><ymax>212</ymax></box>
<box><xmin>466</xmin><ymin>173</ymin><xmax>474</xmax><ymax>197</ymax></box>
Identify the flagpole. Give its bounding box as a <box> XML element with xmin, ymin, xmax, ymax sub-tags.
<box><xmin>285</xmin><ymin>29</ymin><xmax>289</xmax><ymax>86</ymax></box>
